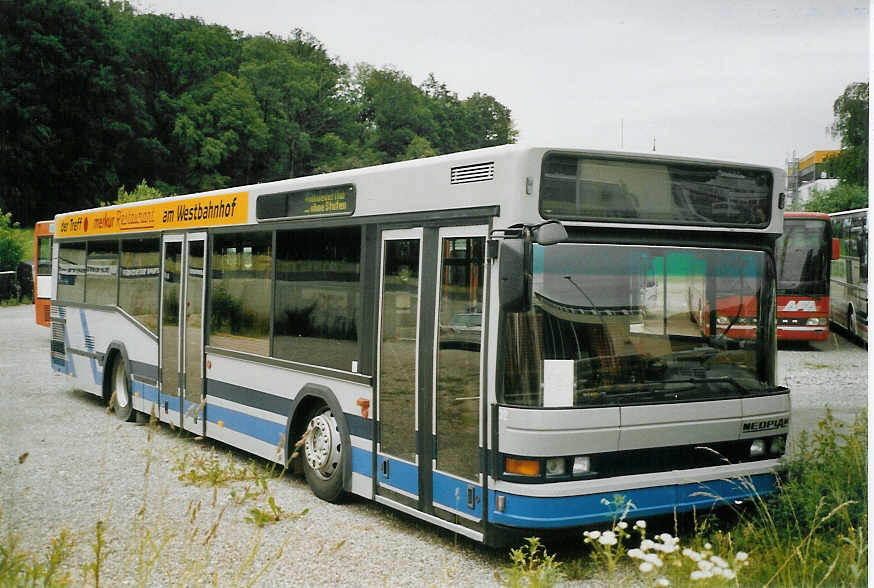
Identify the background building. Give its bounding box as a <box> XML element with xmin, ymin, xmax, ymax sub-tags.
<box><xmin>786</xmin><ymin>149</ymin><xmax>840</xmax><ymax>207</ymax></box>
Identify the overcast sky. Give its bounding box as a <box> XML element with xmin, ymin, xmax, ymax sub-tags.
<box><xmin>133</xmin><ymin>0</ymin><xmax>869</xmax><ymax>170</ymax></box>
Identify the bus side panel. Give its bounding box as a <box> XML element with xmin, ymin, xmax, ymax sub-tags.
<box><xmin>204</xmin><ymin>352</ymin><xmax>374</xmax><ymax>497</ymax></box>
<box><xmin>51</xmin><ymin>306</ymin><xmax>158</xmax><ymax>402</ymax></box>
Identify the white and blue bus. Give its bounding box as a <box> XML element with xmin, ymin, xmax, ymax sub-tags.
<box><xmin>49</xmin><ymin>146</ymin><xmax>790</xmax><ymax>545</ymax></box>
<box><xmin>829</xmin><ymin>207</ymin><xmax>868</xmax><ymax>344</ymax></box>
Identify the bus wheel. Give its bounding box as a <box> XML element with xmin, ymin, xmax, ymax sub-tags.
<box><xmin>110</xmin><ymin>358</ymin><xmax>134</xmax><ymax>422</ymax></box>
<box><xmin>848</xmin><ymin>307</ymin><xmax>858</xmax><ymax>338</ymax></box>
<box><xmin>302</xmin><ymin>405</ymin><xmax>346</xmax><ymax>503</ymax></box>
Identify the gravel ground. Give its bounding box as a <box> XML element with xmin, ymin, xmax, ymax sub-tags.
<box><xmin>0</xmin><ymin>304</ymin><xmax>867</xmax><ymax>586</ymax></box>
<box><xmin>777</xmin><ymin>329</ymin><xmax>868</xmax><ymax>445</ymax></box>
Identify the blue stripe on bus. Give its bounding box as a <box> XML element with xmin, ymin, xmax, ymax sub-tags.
<box><xmin>135</xmin><ymin>380</ymin><xmax>159</xmax><ymax>404</ymax></box>
<box><xmin>79</xmin><ymin>309</ymin><xmax>101</xmax><ymax>386</ymax></box>
<box><xmin>378</xmin><ymin>456</ymin><xmax>419</xmax><ymax>496</ymax></box>
<box><xmin>351</xmin><ymin>446</ymin><xmax>371</xmax><ymax>476</ymax></box>
<box><xmin>488</xmin><ymin>473</ymin><xmax>778</xmax><ymax>529</ymax></box>
<box><xmin>432</xmin><ymin>472</ymin><xmax>482</xmax><ymax>516</ymax></box>
<box><xmin>205</xmin><ymin>402</ymin><xmax>286</xmax><ymax>447</ymax></box>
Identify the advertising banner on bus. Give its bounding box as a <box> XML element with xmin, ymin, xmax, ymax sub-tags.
<box><xmin>55</xmin><ymin>192</ymin><xmax>248</xmax><ymax>238</ymax></box>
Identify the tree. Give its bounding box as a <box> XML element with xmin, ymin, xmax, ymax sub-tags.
<box><xmin>360</xmin><ymin>67</ymin><xmax>435</xmax><ymax>161</ymax></box>
<box><xmin>172</xmin><ymin>72</ymin><xmax>269</xmax><ymax>191</ymax></box>
<box><xmin>803</xmin><ymin>184</ymin><xmax>868</xmax><ymax>213</ymax></box>
<box><xmin>0</xmin><ymin>211</ymin><xmax>23</xmax><ymax>271</ymax></box>
<box><xmin>825</xmin><ymin>82</ymin><xmax>868</xmax><ymax>186</ymax></box>
<box><xmin>240</xmin><ymin>32</ymin><xmax>345</xmax><ymax>179</ymax></box>
<box><xmin>460</xmin><ymin>92</ymin><xmax>518</xmax><ymax>150</ymax></box>
<box><xmin>0</xmin><ymin>0</ymin><xmax>132</xmax><ymax>225</ymax></box>
<box><xmin>108</xmin><ymin>180</ymin><xmax>165</xmax><ymax>205</ymax></box>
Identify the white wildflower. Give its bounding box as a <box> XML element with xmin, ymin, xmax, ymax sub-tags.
<box><xmin>697</xmin><ymin>560</ymin><xmax>714</xmax><ymax>571</ymax></box>
<box><xmin>682</xmin><ymin>548</ymin><xmax>702</xmax><ymax>561</ymax></box>
<box><xmin>627</xmin><ymin>548</ymin><xmax>645</xmax><ymax>559</ymax></box>
<box><xmin>659</xmin><ymin>533</ymin><xmax>673</xmax><ymax>543</ymax></box>
<box><xmin>599</xmin><ymin>531</ymin><xmax>617</xmax><ymax>546</ymax></box>
<box><xmin>635</xmin><ymin>520</ymin><xmax>647</xmax><ymax>529</ymax></box>
<box><xmin>735</xmin><ymin>551</ymin><xmax>749</xmax><ymax>562</ymax></box>
<box><xmin>710</xmin><ymin>556</ymin><xmax>729</xmax><ymax>568</ymax></box>
<box><xmin>656</xmin><ymin>578</ymin><xmax>670</xmax><ymax>587</ymax></box>
<box><xmin>618</xmin><ymin>521</ymin><xmax>628</xmax><ymax>529</ymax></box>
<box><xmin>690</xmin><ymin>570</ymin><xmax>706</xmax><ymax>581</ymax></box>
<box><xmin>722</xmin><ymin>569</ymin><xmax>736</xmax><ymax>579</ymax></box>
<box><xmin>588</xmin><ymin>530</ymin><xmax>601</xmax><ymax>539</ymax></box>
<box><xmin>640</xmin><ymin>539</ymin><xmax>654</xmax><ymax>550</ymax></box>
<box><xmin>704</xmin><ymin>542</ymin><xmax>712</xmax><ymax>550</ymax></box>
<box><xmin>639</xmin><ymin>562</ymin><xmax>654</xmax><ymax>573</ymax></box>
<box><xmin>644</xmin><ymin>553</ymin><xmax>664</xmax><ymax>567</ymax></box>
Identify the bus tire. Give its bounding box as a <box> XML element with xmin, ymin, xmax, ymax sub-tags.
<box><xmin>848</xmin><ymin>306</ymin><xmax>857</xmax><ymax>339</ymax></box>
<box><xmin>302</xmin><ymin>404</ymin><xmax>346</xmax><ymax>503</ymax></box>
<box><xmin>109</xmin><ymin>357</ymin><xmax>135</xmax><ymax>422</ymax></box>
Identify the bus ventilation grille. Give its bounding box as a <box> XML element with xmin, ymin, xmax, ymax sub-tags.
<box><xmin>43</xmin><ymin>305</ymin><xmax>51</xmax><ymax>324</ymax></box>
<box><xmin>51</xmin><ymin>319</ymin><xmax>66</xmax><ymax>364</ymax></box>
<box><xmin>450</xmin><ymin>162</ymin><xmax>495</xmax><ymax>184</ymax></box>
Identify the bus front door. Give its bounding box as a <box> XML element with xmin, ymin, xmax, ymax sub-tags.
<box><xmin>375</xmin><ymin>225</ymin><xmax>487</xmax><ymax>535</ymax></box>
<box><xmin>159</xmin><ymin>232</ymin><xmax>206</xmax><ymax>434</ymax></box>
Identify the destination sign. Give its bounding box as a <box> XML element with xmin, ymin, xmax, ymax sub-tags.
<box><xmin>56</xmin><ymin>192</ymin><xmax>249</xmax><ymax>238</ymax></box>
<box><xmin>256</xmin><ymin>184</ymin><xmax>355</xmax><ymax>220</ymax></box>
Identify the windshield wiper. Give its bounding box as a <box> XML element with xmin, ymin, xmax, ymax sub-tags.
<box><xmin>577</xmin><ymin>380</ymin><xmax>697</xmax><ymax>401</ymax></box>
<box><xmin>577</xmin><ymin>376</ymin><xmax>778</xmax><ymax>402</ymax></box>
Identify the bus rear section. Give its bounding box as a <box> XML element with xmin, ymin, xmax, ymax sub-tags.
<box><xmin>34</xmin><ymin>220</ymin><xmax>53</xmax><ymax>327</ymax></box>
<box><xmin>774</xmin><ymin>212</ymin><xmax>837</xmax><ymax>342</ymax></box>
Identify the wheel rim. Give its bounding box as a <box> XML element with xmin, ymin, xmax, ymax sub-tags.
<box><xmin>304</xmin><ymin>410</ymin><xmax>341</xmax><ymax>480</ymax></box>
<box><xmin>114</xmin><ymin>363</ymin><xmax>129</xmax><ymax>409</ymax></box>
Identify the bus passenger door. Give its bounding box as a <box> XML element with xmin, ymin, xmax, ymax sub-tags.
<box><xmin>430</xmin><ymin>227</ymin><xmax>487</xmax><ymax>525</ymax></box>
<box><xmin>376</xmin><ymin>229</ymin><xmax>423</xmax><ymax>504</ymax></box>
<box><xmin>375</xmin><ymin>225</ymin><xmax>488</xmax><ymax>532</ymax></box>
<box><xmin>182</xmin><ymin>233</ymin><xmax>206</xmax><ymax>435</ymax></box>
<box><xmin>160</xmin><ymin>235</ymin><xmax>183</xmax><ymax>426</ymax></box>
<box><xmin>159</xmin><ymin>233</ymin><xmax>206</xmax><ymax>435</ymax></box>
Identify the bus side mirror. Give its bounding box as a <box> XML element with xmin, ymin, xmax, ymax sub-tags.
<box><xmin>499</xmin><ymin>239</ymin><xmax>531</xmax><ymax>313</ymax></box>
<box><xmin>533</xmin><ymin>220</ymin><xmax>567</xmax><ymax>246</ymax></box>
<box><xmin>831</xmin><ymin>238</ymin><xmax>841</xmax><ymax>260</ymax></box>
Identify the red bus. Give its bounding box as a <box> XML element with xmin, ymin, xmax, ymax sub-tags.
<box><xmin>34</xmin><ymin>220</ymin><xmax>54</xmax><ymax>326</ymax></box>
<box><xmin>774</xmin><ymin>212</ymin><xmax>839</xmax><ymax>341</ymax></box>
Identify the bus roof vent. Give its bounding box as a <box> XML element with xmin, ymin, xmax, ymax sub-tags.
<box><xmin>451</xmin><ymin>162</ymin><xmax>495</xmax><ymax>184</ymax></box>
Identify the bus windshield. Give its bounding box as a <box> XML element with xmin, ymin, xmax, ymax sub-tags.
<box><xmin>501</xmin><ymin>243</ymin><xmax>774</xmax><ymax>408</ymax></box>
<box><xmin>775</xmin><ymin>219</ymin><xmax>829</xmax><ymax>295</ymax></box>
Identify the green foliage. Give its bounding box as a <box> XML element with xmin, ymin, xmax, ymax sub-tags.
<box><xmin>0</xmin><ymin>0</ymin><xmax>132</xmax><ymax>223</ymax></box>
<box><xmin>803</xmin><ymin>183</ymin><xmax>868</xmax><ymax>213</ymax></box>
<box><xmin>2</xmin><ymin>5</ymin><xmax>517</xmax><ymax>224</ymax></box>
<box><xmin>707</xmin><ymin>410</ymin><xmax>866</xmax><ymax>587</ymax></box>
<box><xmin>826</xmin><ymin>82</ymin><xmax>868</xmax><ymax>186</ymax></box>
<box><xmin>0</xmin><ymin>516</ymin><xmax>74</xmax><ymax>587</ymax></box>
<box><xmin>502</xmin><ymin>537</ymin><xmax>565</xmax><ymax>588</ymax></box>
<box><xmin>109</xmin><ymin>180</ymin><xmax>164</xmax><ymax>206</ymax></box>
<box><xmin>0</xmin><ymin>212</ymin><xmax>23</xmax><ymax>271</ymax></box>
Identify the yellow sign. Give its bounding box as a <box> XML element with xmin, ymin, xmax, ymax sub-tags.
<box><xmin>56</xmin><ymin>192</ymin><xmax>248</xmax><ymax>238</ymax></box>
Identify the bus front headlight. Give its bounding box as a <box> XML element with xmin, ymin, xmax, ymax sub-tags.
<box><xmin>749</xmin><ymin>439</ymin><xmax>767</xmax><ymax>458</ymax></box>
<box><xmin>806</xmin><ymin>317</ymin><xmax>826</xmax><ymax>326</ymax></box>
<box><xmin>572</xmin><ymin>456</ymin><xmax>592</xmax><ymax>475</ymax></box>
<box><xmin>545</xmin><ymin>457</ymin><xmax>567</xmax><ymax>477</ymax></box>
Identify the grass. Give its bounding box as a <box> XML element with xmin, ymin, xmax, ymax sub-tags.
<box><xmin>502</xmin><ymin>409</ymin><xmax>867</xmax><ymax>587</ymax></box>
<box><xmin>1</xmin><ymin>410</ymin><xmax>312</xmax><ymax>587</ymax></box>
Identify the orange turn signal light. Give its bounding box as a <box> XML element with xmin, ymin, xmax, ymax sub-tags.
<box><xmin>505</xmin><ymin>457</ymin><xmax>541</xmax><ymax>476</ymax></box>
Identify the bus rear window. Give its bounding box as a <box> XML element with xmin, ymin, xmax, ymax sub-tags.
<box><xmin>540</xmin><ymin>153</ymin><xmax>772</xmax><ymax>227</ymax></box>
